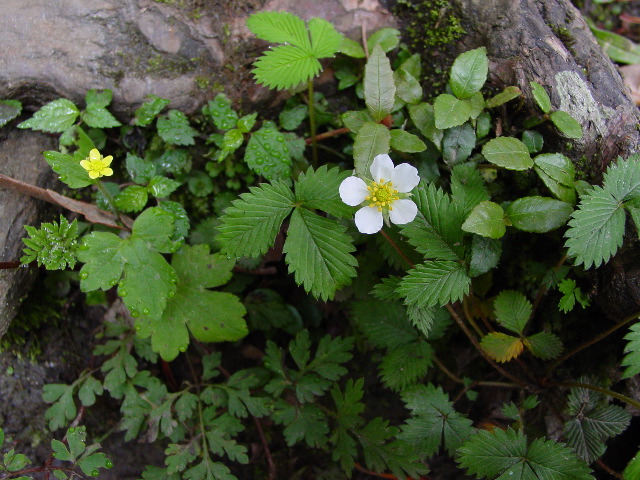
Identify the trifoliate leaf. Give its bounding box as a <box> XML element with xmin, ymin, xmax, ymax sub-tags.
<box><xmin>449</xmin><ymin>47</ymin><xmax>488</xmax><ymax>99</ymax></box>
<box><xmin>135</xmin><ymin>94</ymin><xmax>170</xmax><ymax>126</ymax></box>
<box><xmin>458</xmin><ymin>428</ymin><xmax>593</xmax><ymax>480</ymax></box>
<box><xmin>353</xmin><ymin>121</ymin><xmax>391</xmax><ymax>178</ymax></box>
<box><xmin>284</xmin><ymin>208</ymin><xmax>357</xmax><ymax>300</ymax></box>
<box><xmin>480</xmin><ymin>332</ymin><xmax>524</xmax><ymax>363</ymax></box>
<box><xmin>397</xmin><ymin>260</ymin><xmax>471</xmax><ymax>308</ymax></box>
<box><xmin>308</xmin><ymin>17</ymin><xmax>343</xmax><ymax>58</ymax></box>
<box><xmin>379</xmin><ymin>341</ymin><xmax>433</xmax><ymax>391</ymax></box>
<box><xmin>602</xmin><ymin>155</ymin><xmax>640</xmax><ymax>202</ymax></box>
<box><xmin>482</xmin><ymin>137</ymin><xmax>534</xmax><ymax>170</ymax></box>
<box><xmin>494</xmin><ymin>290</ymin><xmax>532</xmax><ymax>335</ymax></box>
<box><xmin>294</xmin><ymin>165</ymin><xmax>352</xmax><ymax>218</ymax></box>
<box><xmin>462</xmin><ymin>201</ymin><xmax>506</xmax><ymax>239</ymax></box>
<box><xmin>18</xmin><ymin>98</ymin><xmax>79</xmax><ymax>133</ymax></box>
<box><xmin>402</xmin><ymin>182</ymin><xmax>465</xmax><ymax>261</ymax></box>
<box><xmin>245</xmin><ymin>121</ymin><xmax>292</xmax><ymax>181</ymax></box>
<box><xmin>434</xmin><ymin>93</ymin><xmax>472</xmax><ymax>129</ymax></box>
<box><xmin>622</xmin><ymin>321</ymin><xmax>640</xmax><ymax>378</ymax></box>
<box><xmin>216</xmin><ymin>180</ymin><xmax>295</xmax><ymax>258</ymax></box>
<box><xmin>524</xmin><ymin>331</ymin><xmax>563</xmax><ymax>360</ymax></box>
<box><xmin>21</xmin><ymin>216</ymin><xmax>79</xmax><ymax>270</ymax></box>
<box><xmin>558</xmin><ymin>278</ymin><xmax>590</xmax><ymax>313</ymax></box>
<box><xmin>251</xmin><ymin>44</ymin><xmax>322</xmax><ymax>90</ymax></box>
<box><xmin>550</xmin><ymin>110</ymin><xmax>583</xmax><ymax>139</ymax></box>
<box><xmin>352</xmin><ymin>299</ymin><xmax>419</xmax><ymax>349</ymax></box>
<box><xmin>565</xmin><ymin>186</ymin><xmax>625</xmax><ymax>269</ymax></box>
<box><xmin>364</xmin><ymin>45</ymin><xmax>396</xmax><ymax>122</ymax></box>
<box><xmin>399</xmin><ymin>383</ymin><xmax>474</xmax><ymax>457</ymax></box>
<box><xmin>77</xmin><ymin>452</ymin><xmax>111</xmax><ymax>477</ymax></box>
<box><xmin>157</xmin><ymin>110</ymin><xmax>197</xmax><ymax>146</ymax></box>
<box><xmin>530</xmin><ymin>81</ymin><xmax>552</xmax><ymax>113</ymax></box>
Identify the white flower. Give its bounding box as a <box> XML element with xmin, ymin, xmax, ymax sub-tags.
<box><xmin>339</xmin><ymin>154</ymin><xmax>420</xmax><ymax>234</ymax></box>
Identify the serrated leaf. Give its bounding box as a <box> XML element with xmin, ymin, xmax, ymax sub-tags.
<box><xmin>603</xmin><ymin>156</ymin><xmax>640</xmax><ymax>202</ymax></box>
<box><xmin>4</xmin><ymin>450</ymin><xmax>30</xmax><ymax>472</ymax></box>
<box><xmin>204</xmin><ymin>93</ymin><xmax>238</xmax><ymax>130</ymax></box>
<box><xmin>253</xmin><ymin>44</ymin><xmax>321</xmax><ymax>90</ymax></box>
<box><xmin>401</xmin><ymin>182</ymin><xmax>465</xmax><ymax>261</ymax></box>
<box><xmin>390</xmin><ymin>129</ymin><xmax>426</xmax><ymax>153</ymax></box>
<box><xmin>534</xmin><ymin>153</ymin><xmax>576</xmax><ymax>204</ymax></box>
<box><xmin>379</xmin><ymin>341</ymin><xmax>433</xmax><ymax>391</ymax></box>
<box><xmin>294</xmin><ymin>165</ymin><xmax>352</xmax><ymax>218</ymax></box>
<box><xmin>216</xmin><ymin>180</ymin><xmax>294</xmax><ymax>258</ymax></box>
<box><xmin>364</xmin><ymin>45</ymin><xmax>395</xmax><ymax>121</ymax></box>
<box><xmin>157</xmin><ymin>110</ymin><xmax>197</xmax><ymax>146</ymax></box>
<box><xmin>247</xmin><ymin>11</ymin><xmax>311</xmax><ymax>49</ymax></box>
<box><xmin>398</xmin><ymin>260</ymin><xmax>471</xmax><ymax>308</ymax></box>
<box><xmin>126</xmin><ymin>153</ymin><xmax>156</xmax><ymax>183</ymax></box>
<box><xmin>565</xmin><ymin>186</ymin><xmax>625</xmax><ymax>269</ymax></box>
<box><xmin>135</xmin><ymin>95</ymin><xmax>170</xmax><ymax>126</ymax></box>
<box><xmin>245</xmin><ymin>121</ymin><xmax>292</xmax><ymax>181</ymax></box>
<box><xmin>482</xmin><ymin>137</ymin><xmax>534</xmax><ymax>170</ymax></box>
<box><xmin>283</xmin><ymin>208</ymin><xmax>357</xmax><ymax>300</ymax></box>
<box><xmin>331</xmin><ymin>379</ymin><xmax>365</xmax><ymax>476</ymax></box>
<box><xmin>462</xmin><ymin>201</ymin><xmax>506</xmax><ymax>239</ymax></box>
<box><xmin>494</xmin><ymin>290</ymin><xmax>532</xmax><ymax>334</ymax></box>
<box><xmin>530</xmin><ymin>81</ymin><xmax>552</xmax><ymax>113</ymax></box>
<box><xmin>115</xmin><ymin>185</ymin><xmax>148</xmax><ymax>213</ymax></box>
<box><xmin>458</xmin><ymin>428</ymin><xmax>593</xmax><ymax>480</ymax></box>
<box><xmin>486</xmin><ymin>86</ymin><xmax>522</xmax><ymax>108</ymax></box>
<box><xmin>524</xmin><ymin>331</ymin><xmax>563</xmax><ymax>360</ymax></box>
<box><xmin>480</xmin><ymin>332</ymin><xmax>524</xmax><ymax>363</ymax></box>
<box><xmin>352</xmin><ymin>299</ymin><xmax>418</xmax><ymax>349</ymax></box>
<box><xmin>550</xmin><ymin>110</ymin><xmax>583</xmax><ymax>139</ymax></box>
<box><xmin>82</xmin><ymin>105</ymin><xmax>121</xmax><ymax>128</ymax></box>
<box><xmin>0</xmin><ymin>99</ymin><xmax>22</xmax><ymax>127</ymax></box>
<box><xmin>165</xmin><ymin>443</ymin><xmax>197</xmax><ymax>475</ymax></box>
<box><xmin>43</xmin><ymin>151</ymin><xmax>93</xmax><ymax>189</ymax></box>
<box><xmin>18</xmin><ymin>98</ymin><xmax>79</xmax><ymax>133</ymax></box>
<box><xmin>433</xmin><ymin>93</ymin><xmax>472</xmax><ymax>129</ymax></box>
<box><xmin>399</xmin><ymin>383</ymin><xmax>474</xmax><ymax>457</ymax></box>
<box><xmin>308</xmin><ymin>17</ymin><xmax>343</xmax><ymax>58</ymax></box>
<box><xmin>622</xmin><ymin>321</ymin><xmax>640</xmax><ymax>378</ymax></box>
<box><xmin>558</xmin><ymin>278</ymin><xmax>590</xmax><ymax>313</ymax></box>
<box><xmin>408</xmin><ymin>102</ymin><xmax>443</xmax><ymax>150</ymax></box>
<box><xmin>353</xmin><ymin>121</ymin><xmax>390</xmax><ymax>178</ymax></box>
<box><xmin>449</xmin><ymin>47</ymin><xmax>488</xmax><ymax>99</ymax></box>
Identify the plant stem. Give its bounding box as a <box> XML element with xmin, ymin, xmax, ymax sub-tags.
<box><xmin>307</xmin><ymin>80</ymin><xmax>318</xmax><ymax>168</ymax></box>
<box><xmin>546</xmin><ymin>311</ymin><xmax>640</xmax><ymax>376</ymax></box>
<box><xmin>554</xmin><ymin>380</ymin><xmax>640</xmax><ymax>410</ymax></box>
<box><xmin>379</xmin><ymin>229</ymin><xmax>414</xmax><ymax>269</ymax></box>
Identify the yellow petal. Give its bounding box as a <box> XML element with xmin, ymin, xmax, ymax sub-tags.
<box><xmin>102</xmin><ymin>155</ymin><xmax>113</xmax><ymax>166</ymax></box>
<box><xmin>88</xmin><ymin>170</ymin><xmax>100</xmax><ymax>179</ymax></box>
<box><xmin>89</xmin><ymin>149</ymin><xmax>101</xmax><ymax>161</ymax></box>
<box><xmin>102</xmin><ymin>168</ymin><xmax>113</xmax><ymax>177</ymax></box>
<box><xmin>80</xmin><ymin>160</ymin><xmax>91</xmax><ymax>170</ymax></box>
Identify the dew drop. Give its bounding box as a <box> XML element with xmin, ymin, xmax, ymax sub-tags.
<box><xmin>119</xmin><ymin>289</ymin><xmax>128</xmax><ymax>297</ymax></box>
<box><xmin>109</xmin><ymin>279</ymin><xmax>118</xmax><ymax>286</ymax></box>
<box><xmin>135</xmin><ymin>325</ymin><xmax>141</xmax><ymax>331</ymax></box>
<box><xmin>91</xmin><ymin>470</ymin><xmax>100</xmax><ymax>477</ymax></box>
<box><xmin>68</xmin><ymin>427</ymin><xmax>75</xmax><ymax>433</ymax></box>
<box><xmin>131</xmin><ymin>310</ymin><xmax>140</xmax><ymax>318</ymax></box>
<box><xmin>80</xmin><ymin>271</ymin><xmax>89</xmax><ymax>279</ymax></box>
<box><xmin>142</xmin><ymin>307</ymin><xmax>150</xmax><ymax>315</ymax></box>
<box><xmin>106</xmin><ymin>460</ymin><xmax>113</xmax><ymax>469</ymax></box>
<box><xmin>179</xmin><ymin>345</ymin><xmax>187</xmax><ymax>352</ymax></box>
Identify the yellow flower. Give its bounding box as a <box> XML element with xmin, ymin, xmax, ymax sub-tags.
<box><xmin>80</xmin><ymin>149</ymin><xmax>113</xmax><ymax>179</ymax></box>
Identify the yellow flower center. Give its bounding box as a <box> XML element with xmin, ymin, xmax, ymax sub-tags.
<box><xmin>365</xmin><ymin>179</ymin><xmax>399</xmax><ymax>211</ymax></box>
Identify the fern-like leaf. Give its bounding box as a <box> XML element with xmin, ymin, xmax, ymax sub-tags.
<box><xmin>397</xmin><ymin>260</ymin><xmax>471</xmax><ymax>308</ymax></box>
<box><xmin>564</xmin><ymin>186</ymin><xmax>625</xmax><ymax>269</ymax></box>
<box><xmin>622</xmin><ymin>320</ymin><xmax>640</xmax><ymax>378</ymax></box>
<box><xmin>458</xmin><ymin>428</ymin><xmax>594</xmax><ymax>480</ymax></box>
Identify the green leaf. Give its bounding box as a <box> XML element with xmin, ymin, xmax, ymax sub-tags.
<box><xmin>451</xmin><ymin>163</ymin><xmax>490</xmax><ymax>216</ymax></box>
<box><xmin>590</xmin><ymin>24</ymin><xmax>640</xmax><ymax>64</ymax></box>
<box><xmin>43</xmin><ymin>151</ymin><xmax>93</xmax><ymax>188</ymax></box>
<box><xmin>433</xmin><ymin>93</ymin><xmax>472</xmax><ymax>129</ymax></box>
<box><xmin>486</xmin><ymin>86</ymin><xmax>522</xmax><ymax>108</ymax></box>
<box><xmin>135</xmin><ymin>94</ymin><xmax>170</xmax><ymax>126</ymax></box>
<box><xmin>279</xmin><ymin>104</ymin><xmax>307</xmax><ymax>131</ymax></box>
<box><xmin>494</xmin><ymin>290</ymin><xmax>532</xmax><ymax>335</ymax></box>
<box><xmin>364</xmin><ymin>45</ymin><xmax>396</xmax><ymax>122</ymax></box>
<box><xmin>157</xmin><ymin>110</ymin><xmax>197</xmax><ymax>146</ymax></box>
<box><xmin>462</xmin><ymin>201</ymin><xmax>506</xmax><ymax>239</ymax></box>
<box><xmin>203</xmin><ymin>93</ymin><xmax>238</xmax><ymax>130</ymax></box>
<box><xmin>379</xmin><ymin>341</ymin><xmax>433</xmax><ymax>391</ymax></box>
<box><xmin>506</xmin><ymin>196</ymin><xmax>573</xmax><ymax>233</ymax></box>
<box><xmin>449</xmin><ymin>47</ymin><xmax>488</xmax><ymax>99</ymax></box>
<box><xmin>78</xmin><ymin>376</ymin><xmax>103</xmax><ymax>407</ymax></box>
<box><xmin>115</xmin><ymin>185</ymin><xmax>148</xmax><ymax>213</ymax></box>
<box><xmin>331</xmin><ymin>379</ymin><xmax>366</xmax><ymax>476</ymax></box>
<box><xmin>43</xmin><ymin>384</ymin><xmax>76</xmax><ymax>431</ymax></box>
<box><xmin>294</xmin><ymin>165</ymin><xmax>352</xmax><ymax>218</ymax></box>
<box><xmin>284</xmin><ymin>208</ymin><xmax>357</xmax><ymax>300</ymax></box>
<box><xmin>165</xmin><ymin>443</ymin><xmax>197</xmax><ymax>475</ymax></box>
<box><xmin>342</xmin><ymin>110</ymin><xmax>372</xmax><ymax>133</ymax></box>
<box><xmin>390</xmin><ymin>129</ymin><xmax>426</xmax><ymax>153</ymax></box>
<box><xmin>469</xmin><ymin>235</ymin><xmax>502</xmax><ymax>277</ymax></box>
<box><xmin>352</xmin><ymin>299</ymin><xmax>419</xmax><ymax>349</ymax></box>
<box><xmin>458</xmin><ymin>428</ymin><xmax>594</xmax><ymax>480</ymax></box>
<box><xmin>0</xmin><ymin>428</ymin><xmax>4</xmax><ymax>449</ymax></box>
<box><xmin>398</xmin><ymin>260</ymin><xmax>471</xmax><ymax>308</ymax></box>
<box><xmin>482</xmin><ymin>137</ymin><xmax>534</xmax><ymax>170</ymax></box>
<box><xmin>126</xmin><ymin>153</ymin><xmax>156</xmax><ymax>183</ymax></box>
<box><xmin>77</xmin><ymin>452</ymin><xmax>111</xmax><ymax>477</ymax></box>
<box><xmin>272</xmin><ymin>401</ymin><xmax>328</xmax><ymax>448</ymax></box>
<box><xmin>408</xmin><ymin>102</ymin><xmax>443</xmax><ymax>150</ymax></box>
<box><xmin>66</xmin><ymin>426</ymin><xmax>87</xmax><ymax>460</ymax></box>
<box><xmin>338</xmin><ymin>37</ymin><xmax>366</xmax><ymax>58</ymax></box>
<box><xmin>217</xmin><ymin>180</ymin><xmax>294</xmax><ymax>258</ymax></box>
<box><xmin>367</xmin><ymin>27</ymin><xmax>401</xmax><ymax>53</ymax></box>
<box><xmin>245</xmin><ymin>121</ymin><xmax>292</xmax><ymax>181</ymax></box>
<box><xmin>524</xmin><ymin>331</ymin><xmax>563</xmax><ymax>360</ymax></box>
<box><xmin>251</xmin><ymin>44</ymin><xmax>322</xmax><ymax>90</ymax></box>
<box><xmin>308</xmin><ymin>17</ymin><xmax>343</xmax><ymax>58</ymax></box>
<box><xmin>82</xmin><ymin>105</ymin><xmax>121</xmax><ymax>129</ymax></box>
<box><xmin>624</xmin><ymin>452</ymin><xmax>640</xmax><ymax>480</ymax></box>
<box><xmin>558</xmin><ymin>278</ymin><xmax>590</xmax><ymax>313</ymax></box>
<box><xmin>480</xmin><ymin>332</ymin><xmax>524</xmax><ymax>363</ymax></box>
<box><xmin>442</xmin><ymin>122</ymin><xmax>476</xmax><ymax>165</ymax></box>
<box><xmin>603</xmin><ymin>155</ymin><xmax>640</xmax><ymax>201</ymax></box>
<box><xmin>0</xmin><ymin>99</ymin><xmax>22</xmax><ymax>127</ymax></box>
<box><xmin>522</xmin><ymin>130</ymin><xmax>544</xmax><ymax>153</ymax></box>
<box><xmin>399</xmin><ymin>383</ymin><xmax>474</xmax><ymax>457</ymax></box>
<box><xmin>353</xmin><ymin>121</ymin><xmax>391</xmax><ymax>178</ymax></box>
<box><xmin>622</xmin><ymin>321</ymin><xmax>640</xmax><ymax>378</ymax></box>
<box><xmin>51</xmin><ymin>439</ymin><xmax>71</xmax><ymax>461</ymax></box>
<box><xmin>394</xmin><ymin>70</ymin><xmax>423</xmax><ymax>105</ymax></box>
<box><xmin>402</xmin><ymin>182</ymin><xmax>465</xmax><ymax>261</ymax></box>
<box><xmin>534</xmin><ymin>153</ymin><xmax>576</xmax><ymax>204</ymax></box>
<box><xmin>3</xmin><ymin>450</ymin><xmax>30</xmax><ymax>472</ymax></box>
<box><xmin>247</xmin><ymin>11</ymin><xmax>310</xmax><ymax>47</ymax></box>
<box><xmin>565</xmin><ymin>186</ymin><xmax>625</xmax><ymax>268</ymax></box>
<box><xmin>530</xmin><ymin>81</ymin><xmax>552</xmax><ymax>113</ymax></box>
<box><xmin>550</xmin><ymin>110</ymin><xmax>583</xmax><ymax>139</ymax></box>
<box><xmin>18</xmin><ymin>98</ymin><xmax>79</xmax><ymax>133</ymax></box>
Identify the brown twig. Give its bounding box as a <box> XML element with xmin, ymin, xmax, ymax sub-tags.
<box><xmin>304</xmin><ymin>127</ymin><xmax>350</xmax><ymax>145</ymax></box>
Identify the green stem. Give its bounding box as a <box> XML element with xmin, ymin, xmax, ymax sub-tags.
<box><xmin>546</xmin><ymin>311</ymin><xmax>640</xmax><ymax>376</ymax></box>
<box><xmin>554</xmin><ymin>380</ymin><xmax>640</xmax><ymax>410</ymax></box>
<box><xmin>96</xmin><ymin>180</ymin><xmax>119</xmax><ymax>216</ymax></box>
<box><xmin>308</xmin><ymin>80</ymin><xmax>318</xmax><ymax>168</ymax></box>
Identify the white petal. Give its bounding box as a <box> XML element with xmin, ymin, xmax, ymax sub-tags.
<box><xmin>389</xmin><ymin>199</ymin><xmax>418</xmax><ymax>225</ymax></box>
<box><xmin>339</xmin><ymin>176</ymin><xmax>369</xmax><ymax>206</ymax></box>
<box><xmin>370</xmin><ymin>154</ymin><xmax>394</xmax><ymax>183</ymax></box>
<box><xmin>391</xmin><ymin>163</ymin><xmax>420</xmax><ymax>193</ymax></box>
<box><xmin>355</xmin><ymin>206</ymin><xmax>383</xmax><ymax>234</ymax></box>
